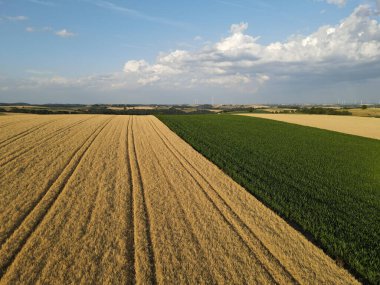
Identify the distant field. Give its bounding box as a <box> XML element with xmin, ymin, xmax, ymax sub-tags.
<box><xmin>239</xmin><ymin>113</ymin><xmax>380</xmax><ymax>140</ymax></box>
<box><xmin>107</xmin><ymin>106</ymin><xmax>156</xmax><ymax>110</ymax></box>
<box><xmin>0</xmin><ymin>114</ymin><xmax>357</xmax><ymax>284</ymax></box>
<box><xmin>348</xmin><ymin>107</ymin><xmax>380</xmax><ymax>117</ymax></box>
<box><xmin>158</xmin><ymin>114</ymin><xmax>380</xmax><ymax>284</ymax></box>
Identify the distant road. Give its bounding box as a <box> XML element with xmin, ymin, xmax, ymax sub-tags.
<box><xmin>239</xmin><ymin>114</ymin><xmax>380</xmax><ymax>140</ymax></box>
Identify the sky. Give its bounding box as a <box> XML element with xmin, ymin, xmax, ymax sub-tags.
<box><xmin>0</xmin><ymin>0</ymin><xmax>380</xmax><ymax>104</ymax></box>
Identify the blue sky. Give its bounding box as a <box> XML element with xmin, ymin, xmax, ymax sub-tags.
<box><xmin>0</xmin><ymin>0</ymin><xmax>379</xmax><ymax>104</ymax></box>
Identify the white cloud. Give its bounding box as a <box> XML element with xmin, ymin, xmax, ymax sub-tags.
<box><xmin>326</xmin><ymin>0</ymin><xmax>347</xmax><ymax>7</ymax></box>
<box><xmin>25</xmin><ymin>69</ymin><xmax>53</xmax><ymax>75</ymax></box>
<box><xmin>55</xmin><ymin>29</ymin><xmax>75</xmax><ymax>38</ymax></box>
<box><xmin>26</xmin><ymin>26</ymin><xmax>53</xmax><ymax>33</ymax></box>
<box><xmin>123</xmin><ymin>60</ymin><xmax>148</xmax><ymax>73</ymax></box>
<box><xmin>230</xmin><ymin>22</ymin><xmax>248</xmax><ymax>34</ymax></box>
<box><xmin>28</xmin><ymin>0</ymin><xmax>56</xmax><ymax>6</ymax></box>
<box><xmin>5</xmin><ymin>15</ymin><xmax>28</xmax><ymax>21</ymax></box>
<box><xmin>26</xmin><ymin>26</ymin><xmax>65</xmax><ymax>36</ymax></box>
<box><xmin>117</xmin><ymin>5</ymin><xmax>380</xmax><ymax>92</ymax></box>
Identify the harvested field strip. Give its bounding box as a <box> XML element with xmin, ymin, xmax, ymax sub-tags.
<box><xmin>0</xmin><ymin>114</ymin><xmax>358</xmax><ymax>284</ymax></box>
<box><xmin>238</xmin><ymin>113</ymin><xmax>380</xmax><ymax>140</ymax></box>
<box><xmin>158</xmin><ymin>114</ymin><xmax>380</xmax><ymax>284</ymax></box>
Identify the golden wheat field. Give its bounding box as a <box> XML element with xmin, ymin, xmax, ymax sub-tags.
<box><xmin>239</xmin><ymin>113</ymin><xmax>380</xmax><ymax>140</ymax></box>
<box><xmin>0</xmin><ymin>114</ymin><xmax>358</xmax><ymax>284</ymax></box>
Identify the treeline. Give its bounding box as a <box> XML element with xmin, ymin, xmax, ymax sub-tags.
<box><xmin>296</xmin><ymin>107</ymin><xmax>352</xmax><ymax>115</ymax></box>
<box><xmin>220</xmin><ymin>107</ymin><xmax>269</xmax><ymax>113</ymax></box>
<box><xmin>0</xmin><ymin>108</ymin><xmax>72</xmax><ymax>114</ymax></box>
<box><xmin>0</xmin><ymin>107</ymin><xmax>213</xmax><ymax>115</ymax></box>
<box><xmin>86</xmin><ymin>107</ymin><xmax>213</xmax><ymax>115</ymax></box>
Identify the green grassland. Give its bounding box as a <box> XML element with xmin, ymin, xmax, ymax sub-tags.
<box><xmin>157</xmin><ymin>114</ymin><xmax>380</xmax><ymax>284</ymax></box>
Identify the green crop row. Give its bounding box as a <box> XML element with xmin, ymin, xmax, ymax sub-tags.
<box><xmin>157</xmin><ymin>114</ymin><xmax>380</xmax><ymax>284</ymax></box>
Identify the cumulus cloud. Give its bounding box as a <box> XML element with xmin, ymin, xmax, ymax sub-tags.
<box><xmin>26</xmin><ymin>26</ymin><xmax>74</xmax><ymax>38</ymax></box>
<box><xmin>25</xmin><ymin>27</ymin><xmax>35</xmax><ymax>32</ymax></box>
<box><xmin>26</xmin><ymin>26</ymin><xmax>52</xmax><ymax>33</ymax></box>
<box><xmin>119</xmin><ymin>5</ymin><xmax>380</xmax><ymax>92</ymax></box>
<box><xmin>55</xmin><ymin>29</ymin><xmax>75</xmax><ymax>38</ymax></box>
<box><xmin>28</xmin><ymin>0</ymin><xmax>56</xmax><ymax>6</ymax></box>
<box><xmin>5</xmin><ymin>15</ymin><xmax>28</xmax><ymax>21</ymax></box>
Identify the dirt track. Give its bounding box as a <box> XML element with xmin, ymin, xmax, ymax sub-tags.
<box><xmin>239</xmin><ymin>113</ymin><xmax>380</xmax><ymax>140</ymax></box>
<box><xmin>0</xmin><ymin>114</ymin><xmax>358</xmax><ymax>284</ymax></box>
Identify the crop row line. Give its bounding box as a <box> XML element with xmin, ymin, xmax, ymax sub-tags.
<box><xmin>0</xmin><ymin>116</ymin><xmax>95</xmax><ymax>169</ymax></box>
<box><xmin>128</xmin><ymin>116</ymin><xmax>157</xmax><ymax>285</ymax></box>
<box><xmin>0</xmin><ymin>118</ymin><xmax>61</xmax><ymax>148</ymax></box>
<box><xmin>0</xmin><ymin>117</ymin><xmax>113</xmax><ymax>279</ymax></box>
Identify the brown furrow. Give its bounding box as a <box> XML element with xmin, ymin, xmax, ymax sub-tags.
<box><xmin>149</xmin><ymin>117</ymin><xmax>298</xmax><ymax>284</ymax></box>
<box><xmin>0</xmin><ymin>117</ymin><xmax>114</xmax><ymax>278</ymax></box>
<box><xmin>0</xmin><ymin>118</ymin><xmax>61</xmax><ymax>148</ymax></box>
<box><xmin>129</xmin><ymin>116</ymin><xmax>157</xmax><ymax>285</ymax></box>
<box><xmin>0</xmin><ymin>116</ymin><xmax>95</xmax><ymax>168</ymax></box>
<box><xmin>125</xmin><ymin>116</ymin><xmax>136</xmax><ymax>285</ymax></box>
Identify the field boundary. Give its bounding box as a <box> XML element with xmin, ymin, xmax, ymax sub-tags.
<box><xmin>157</xmin><ymin>114</ymin><xmax>378</xmax><ymax>284</ymax></box>
<box><xmin>150</xmin><ymin>118</ymin><xmax>302</xmax><ymax>284</ymax></box>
